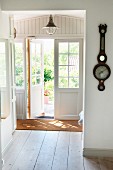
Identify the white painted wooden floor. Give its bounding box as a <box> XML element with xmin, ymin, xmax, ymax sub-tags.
<box><xmin>2</xmin><ymin>130</ymin><xmax>113</xmax><ymax>170</ymax></box>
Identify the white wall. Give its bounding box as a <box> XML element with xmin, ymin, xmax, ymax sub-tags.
<box><xmin>1</xmin><ymin>115</ymin><xmax>13</xmax><ymax>153</ymax></box>
<box><xmin>84</xmin><ymin>3</ymin><xmax>113</xmax><ymax>151</ymax></box>
<box><xmin>0</xmin><ymin>12</ymin><xmax>9</xmax><ymax>38</ymax></box>
<box><xmin>0</xmin><ymin>9</ymin><xmax>13</xmax><ymax>157</ymax></box>
<box><xmin>0</xmin><ymin>92</ymin><xmax>2</xmax><ymax>170</ymax></box>
<box><xmin>1</xmin><ymin>0</ymin><xmax>113</xmax><ymax>156</ymax></box>
<box><xmin>0</xmin><ymin>3</ymin><xmax>2</xmax><ymax>169</ymax></box>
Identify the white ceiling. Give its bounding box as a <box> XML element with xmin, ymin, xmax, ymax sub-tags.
<box><xmin>7</xmin><ymin>10</ymin><xmax>86</xmax><ymax>20</ymax></box>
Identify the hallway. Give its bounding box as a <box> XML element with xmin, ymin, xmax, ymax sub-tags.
<box><xmin>2</xmin><ymin>131</ymin><xmax>113</xmax><ymax>170</ymax></box>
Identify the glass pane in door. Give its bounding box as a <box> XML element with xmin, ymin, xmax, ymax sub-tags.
<box><xmin>58</xmin><ymin>42</ymin><xmax>79</xmax><ymax>88</ymax></box>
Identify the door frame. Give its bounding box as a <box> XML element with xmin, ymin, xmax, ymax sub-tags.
<box><xmin>54</xmin><ymin>38</ymin><xmax>83</xmax><ymax>120</ymax></box>
<box><xmin>14</xmin><ymin>37</ymin><xmax>83</xmax><ymax>120</ymax></box>
<box><xmin>9</xmin><ymin>39</ymin><xmax>17</xmax><ymax>131</ymax></box>
<box><xmin>14</xmin><ymin>39</ymin><xmax>27</xmax><ymax>119</ymax></box>
<box><xmin>0</xmin><ymin>39</ymin><xmax>10</xmax><ymax>119</ymax></box>
<box><xmin>29</xmin><ymin>39</ymin><xmax>44</xmax><ymax>118</ymax></box>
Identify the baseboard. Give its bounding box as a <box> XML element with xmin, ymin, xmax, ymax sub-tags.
<box><xmin>2</xmin><ymin>138</ymin><xmax>13</xmax><ymax>157</ymax></box>
<box><xmin>2</xmin><ymin>139</ymin><xmax>13</xmax><ymax>168</ymax></box>
<box><xmin>83</xmin><ymin>148</ymin><xmax>113</xmax><ymax>157</ymax></box>
<box><xmin>2</xmin><ymin>159</ymin><xmax>4</xmax><ymax>167</ymax></box>
<box><xmin>55</xmin><ymin>115</ymin><xmax>79</xmax><ymax>120</ymax></box>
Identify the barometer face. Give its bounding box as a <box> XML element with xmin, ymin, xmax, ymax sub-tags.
<box><xmin>94</xmin><ymin>65</ymin><xmax>110</xmax><ymax>80</ymax></box>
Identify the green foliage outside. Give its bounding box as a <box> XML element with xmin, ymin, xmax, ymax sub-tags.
<box><xmin>44</xmin><ymin>68</ymin><xmax>53</xmax><ymax>83</ymax></box>
<box><xmin>44</xmin><ymin>50</ymin><xmax>54</xmax><ymax>102</ymax></box>
<box><xmin>15</xmin><ymin>41</ymin><xmax>79</xmax><ymax>102</ymax></box>
<box><xmin>15</xmin><ymin>43</ymin><xmax>24</xmax><ymax>87</ymax></box>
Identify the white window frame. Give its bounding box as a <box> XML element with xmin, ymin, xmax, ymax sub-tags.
<box><xmin>14</xmin><ymin>39</ymin><xmax>25</xmax><ymax>89</ymax></box>
<box><xmin>58</xmin><ymin>41</ymin><xmax>80</xmax><ymax>88</ymax></box>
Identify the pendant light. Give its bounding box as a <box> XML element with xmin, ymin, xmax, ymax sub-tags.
<box><xmin>42</xmin><ymin>15</ymin><xmax>59</xmax><ymax>35</ymax></box>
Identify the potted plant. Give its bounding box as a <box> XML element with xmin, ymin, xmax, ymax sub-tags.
<box><xmin>44</xmin><ymin>68</ymin><xmax>53</xmax><ymax>104</ymax></box>
<box><xmin>44</xmin><ymin>89</ymin><xmax>50</xmax><ymax>104</ymax></box>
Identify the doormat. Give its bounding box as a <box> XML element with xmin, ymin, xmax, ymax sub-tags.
<box><xmin>16</xmin><ymin>119</ymin><xmax>82</xmax><ymax>132</ymax></box>
<box><xmin>35</xmin><ymin>116</ymin><xmax>54</xmax><ymax>119</ymax></box>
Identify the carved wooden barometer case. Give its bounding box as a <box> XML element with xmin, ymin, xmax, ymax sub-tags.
<box><xmin>93</xmin><ymin>24</ymin><xmax>111</xmax><ymax>91</ymax></box>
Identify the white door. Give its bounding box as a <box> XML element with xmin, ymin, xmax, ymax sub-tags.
<box><xmin>14</xmin><ymin>40</ymin><xmax>26</xmax><ymax>119</ymax></box>
<box><xmin>0</xmin><ymin>40</ymin><xmax>10</xmax><ymax>119</ymax></box>
<box><xmin>30</xmin><ymin>40</ymin><xmax>44</xmax><ymax>118</ymax></box>
<box><xmin>54</xmin><ymin>39</ymin><xmax>83</xmax><ymax>120</ymax></box>
<box><xmin>10</xmin><ymin>40</ymin><xmax>17</xmax><ymax>130</ymax></box>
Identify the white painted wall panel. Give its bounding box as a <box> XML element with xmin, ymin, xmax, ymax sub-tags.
<box><xmin>16</xmin><ymin>89</ymin><xmax>26</xmax><ymax>119</ymax></box>
<box><xmin>28</xmin><ymin>20</ymin><xmax>31</xmax><ymax>35</ymax></box>
<box><xmin>18</xmin><ymin>21</ymin><xmax>20</xmax><ymax>34</ymax></box>
<box><xmin>59</xmin><ymin>92</ymin><xmax>78</xmax><ymax>119</ymax></box>
<box><xmin>56</xmin><ymin>16</ymin><xmax>62</xmax><ymax>34</ymax></box>
<box><xmin>65</xmin><ymin>17</ymin><xmax>70</xmax><ymax>34</ymax></box>
<box><xmin>10</xmin><ymin>17</ymin><xmax>14</xmax><ymax>37</ymax></box>
<box><xmin>32</xmin><ymin>19</ymin><xmax>36</xmax><ymax>35</ymax></box>
<box><xmin>14</xmin><ymin>15</ymin><xmax>84</xmax><ymax>38</ymax></box>
<box><xmin>69</xmin><ymin>18</ymin><xmax>73</xmax><ymax>34</ymax></box>
<box><xmin>73</xmin><ymin>19</ymin><xmax>77</xmax><ymax>34</ymax></box>
<box><xmin>36</xmin><ymin>18</ymin><xmax>40</xmax><ymax>34</ymax></box>
<box><xmin>80</xmin><ymin>20</ymin><xmax>84</xmax><ymax>34</ymax></box>
<box><xmin>20</xmin><ymin>20</ymin><xmax>25</xmax><ymax>35</ymax></box>
<box><xmin>77</xmin><ymin>19</ymin><xmax>81</xmax><ymax>34</ymax></box>
<box><xmin>43</xmin><ymin>16</ymin><xmax>48</xmax><ymax>35</ymax></box>
<box><xmin>1</xmin><ymin>89</ymin><xmax>10</xmax><ymax>119</ymax></box>
<box><xmin>61</xmin><ymin>16</ymin><xmax>66</xmax><ymax>34</ymax></box>
<box><xmin>1</xmin><ymin>115</ymin><xmax>12</xmax><ymax>153</ymax></box>
<box><xmin>25</xmin><ymin>20</ymin><xmax>29</xmax><ymax>35</ymax></box>
<box><xmin>0</xmin><ymin>12</ymin><xmax>9</xmax><ymax>38</ymax></box>
<box><xmin>39</xmin><ymin>17</ymin><xmax>44</xmax><ymax>35</ymax></box>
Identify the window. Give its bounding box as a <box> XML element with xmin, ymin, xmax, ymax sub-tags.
<box><xmin>0</xmin><ymin>40</ymin><xmax>10</xmax><ymax>119</ymax></box>
<box><xmin>15</xmin><ymin>42</ymin><xmax>24</xmax><ymax>87</ymax></box>
<box><xmin>58</xmin><ymin>42</ymin><xmax>79</xmax><ymax>88</ymax></box>
<box><xmin>31</xmin><ymin>42</ymin><xmax>41</xmax><ymax>85</ymax></box>
<box><xmin>0</xmin><ymin>42</ymin><xmax>6</xmax><ymax>87</ymax></box>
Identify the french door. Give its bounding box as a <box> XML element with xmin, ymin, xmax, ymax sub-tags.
<box><xmin>30</xmin><ymin>40</ymin><xmax>44</xmax><ymax>118</ymax></box>
<box><xmin>0</xmin><ymin>39</ymin><xmax>16</xmax><ymax>129</ymax></box>
<box><xmin>10</xmin><ymin>40</ymin><xmax>17</xmax><ymax>130</ymax></box>
<box><xmin>0</xmin><ymin>40</ymin><xmax>10</xmax><ymax>119</ymax></box>
<box><xmin>54</xmin><ymin>39</ymin><xmax>83</xmax><ymax>120</ymax></box>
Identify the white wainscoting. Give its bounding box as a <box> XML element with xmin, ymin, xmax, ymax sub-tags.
<box><xmin>1</xmin><ymin>88</ymin><xmax>10</xmax><ymax>119</ymax></box>
<box><xmin>16</xmin><ymin>89</ymin><xmax>26</xmax><ymax>119</ymax></box>
<box><xmin>14</xmin><ymin>15</ymin><xmax>84</xmax><ymax>38</ymax></box>
<box><xmin>57</xmin><ymin>91</ymin><xmax>79</xmax><ymax>120</ymax></box>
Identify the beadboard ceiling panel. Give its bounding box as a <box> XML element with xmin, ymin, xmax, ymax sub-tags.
<box><xmin>14</xmin><ymin>15</ymin><xmax>84</xmax><ymax>38</ymax></box>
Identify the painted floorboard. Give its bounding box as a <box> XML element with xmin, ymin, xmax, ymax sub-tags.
<box><xmin>11</xmin><ymin>131</ymin><xmax>46</xmax><ymax>170</ymax></box>
<box><xmin>51</xmin><ymin>131</ymin><xmax>70</xmax><ymax>170</ymax></box>
<box><xmin>2</xmin><ymin>130</ymin><xmax>31</xmax><ymax>170</ymax></box>
<box><xmin>67</xmin><ymin>132</ymin><xmax>84</xmax><ymax>170</ymax></box>
<box><xmin>2</xmin><ymin>130</ymin><xmax>113</xmax><ymax>170</ymax></box>
<box><xmin>34</xmin><ymin>131</ymin><xmax>59</xmax><ymax>170</ymax></box>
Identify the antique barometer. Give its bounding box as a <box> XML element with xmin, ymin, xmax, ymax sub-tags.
<box><xmin>93</xmin><ymin>24</ymin><xmax>111</xmax><ymax>91</ymax></box>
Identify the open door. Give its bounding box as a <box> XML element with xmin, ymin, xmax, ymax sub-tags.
<box><xmin>54</xmin><ymin>39</ymin><xmax>83</xmax><ymax>120</ymax></box>
<box><xmin>29</xmin><ymin>39</ymin><xmax>44</xmax><ymax>118</ymax></box>
<box><xmin>10</xmin><ymin>40</ymin><xmax>17</xmax><ymax>130</ymax></box>
<box><xmin>0</xmin><ymin>40</ymin><xmax>10</xmax><ymax>119</ymax></box>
